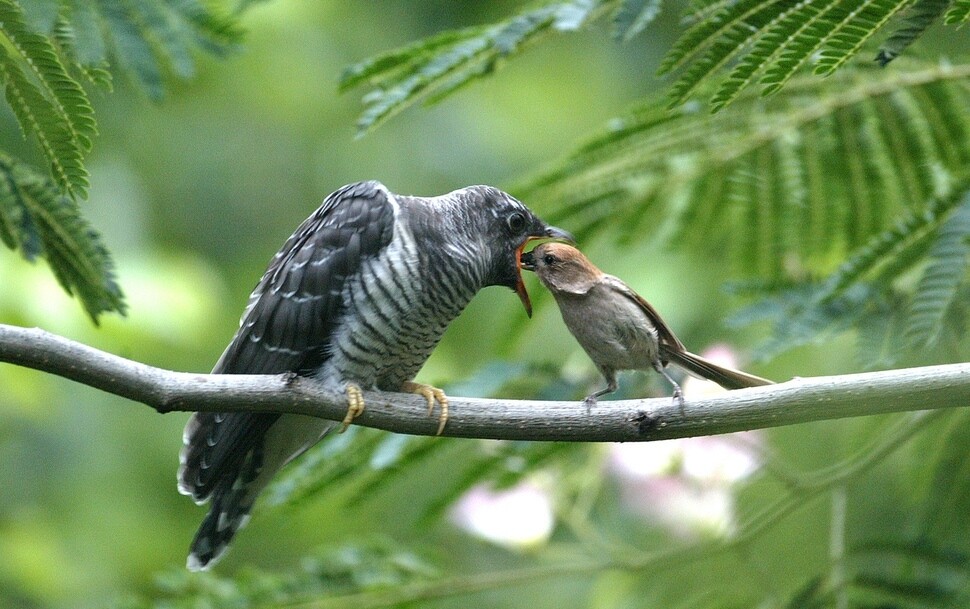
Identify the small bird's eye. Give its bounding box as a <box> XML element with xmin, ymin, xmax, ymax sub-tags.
<box><xmin>507</xmin><ymin>212</ymin><xmax>526</xmax><ymax>232</ymax></box>
<box><xmin>543</xmin><ymin>254</ymin><xmax>556</xmax><ymax>265</ymax></box>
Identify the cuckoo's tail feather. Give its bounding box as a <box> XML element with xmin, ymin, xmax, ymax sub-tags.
<box><xmin>186</xmin><ymin>483</ymin><xmax>255</xmax><ymax>571</ymax></box>
<box><xmin>662</xmin><ymin>348</ymin><xmax>773</xmax><ymax>390</ymax></box>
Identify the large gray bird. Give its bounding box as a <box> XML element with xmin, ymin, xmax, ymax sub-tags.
<box><xmin>521</xmin><ymin>243</ymin><xmax>771</xmax><ymax>405</ymax></box>
<box><xmin>178</xmin><ymin>181</ymin><xmax>570</xmax><ymax>570</ymax></box>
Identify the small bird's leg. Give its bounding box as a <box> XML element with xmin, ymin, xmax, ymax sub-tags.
<box><xmin>583</xmin><ymin>371</ymin><xmax>618</xmax><ymax>410</ymax></box>
<box><xmin>402</xmin><ymin>381</ymin><xmax>449</xmax><ymax>435</ymax></box>
<box><xmin>652</xmin><ymin>359</ymin><xmax>685</xmax><ymax>413</ymax></box>
<box><xmin>338</xmin><ymin>383</ymin><xmax>365</xmax><ymax>433</ymax></box>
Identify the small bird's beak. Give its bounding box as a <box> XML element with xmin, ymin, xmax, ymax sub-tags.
<box><xmin>513</xmin><ymin>225</ymin><xmax>572</xmax><ymax>317</ymax></box>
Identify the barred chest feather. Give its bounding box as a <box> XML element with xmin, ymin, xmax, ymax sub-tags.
<box><xmin>318</xmin><ymin>217</ymin><xmax>484</xmax><ymax>391</ymax></box>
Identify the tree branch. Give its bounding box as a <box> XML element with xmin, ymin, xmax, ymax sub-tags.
<box><xmin>1</xmin><ymin>323</ymin><xmax>967</xmax><ymax>441</ymax></box>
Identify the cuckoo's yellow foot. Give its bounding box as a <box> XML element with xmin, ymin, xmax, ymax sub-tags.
<box><xmin>402</xmin><ymin>380</ymin><xmax>449</xmax><ymax>435</ymax></box>
<box><xmin>338</xmin><ymin>383</ymin><xmax>366</xmax><ymax>433</ymax></box>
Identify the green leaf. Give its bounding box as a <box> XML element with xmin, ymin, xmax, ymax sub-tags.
<box><xmin>520</xmin><ymin>62</ymin><xmax>970</xmax><ymax>277</ymax></box>
<box><xmin>85</xmin><ymin>0</ymin><xmax>240</xmax><ymax>100</ymax></box>
<box><xmin>945</xmin><ymin>0</ymin><xmax>970</xmax><ymax>24</ymax></box>
<box><xmin>920</xmin><ymin>411</ymin><xmax>970</xmax><ymax>540</ymax></box>
<box><xmin>813</xmin><ymin>0</ymin><xmax>911</xmax><ymax>76</ymax></box>
<box><xmin>342</xmin><ymin>0</ymin><xmax>608</xmax><ymax>135</ymax></box>
<box><xmin>59</xmin><ymin>0</ymin><xmax>110</xmax><ymax>66</ymax></box>
<box><xmin>612</xmin><ymin>0</ymin><xmax>664</xmax><ymax>41</ymax></box>
<box><xmin>876</xmin><ymin>0</ymin><xmax>951</xmax><ymax>66</ymax></box>
<box><xmin>0</xmin><ymin>44</ymin><xmax>90</xmax><ymax>198</ymax></box>
<box><xmin>0</xmin><ymin>0</ymin><xmax>94</xmax><ymax>196</ymax></box>
<box><xmin>728</xmin><ymin>186</ymin><xmax>970</xmax><ymax>360</ymax></box>
<box><xmin>663</xmin><ymin>0</ymin><xmax>784</xmax><ymax>106</ymax></box>
<box><xmin>904</xmin><ymin>193</ymin><xmax>970</xmax><ymax>348</ymax></box>
<box><xmin>848</xmin><ymin>539</ymin><xmax>970</xmax><ymax>607</ymax></box>
<box><xmin>96</xmin><ymin>0</ymin><xmax>164</xmax><ymax>99</ymax></box>
<box><xmin>661</xmin><ymin>0</ymin><xmax>960</xmax><ymax>109</ymax></box>
<box><xmin>0</xmin><ymin>154</ymin><xmax>125</xmax><ymax>322</ymax></box>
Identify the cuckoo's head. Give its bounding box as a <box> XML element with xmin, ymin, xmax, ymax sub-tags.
<box><xmin>454</xmin><ymin>186</ymin><xmax>573</xmax><ymax>317</ymax></box>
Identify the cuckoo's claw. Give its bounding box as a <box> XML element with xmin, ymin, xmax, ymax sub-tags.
<box><xmin>339</xmin><ymin>383</ymin><xmax>365</xmax><ymax>433</ymax></box>
<box><xmin>402</xmin><ymin>381</ymin><xmax>449</xmax><ymax>435</ymax></box>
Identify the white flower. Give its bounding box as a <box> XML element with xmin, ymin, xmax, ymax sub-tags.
<box><xmin>450</xmin><ymin>480</ymin><xmax>555</xmax><ymax>550</ymax></box>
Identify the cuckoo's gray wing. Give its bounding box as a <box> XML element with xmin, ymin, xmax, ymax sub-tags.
<box><xmin>178</xmin><ymin>181</ymin><xmax>396</xmax><ymax>504</ymax></box>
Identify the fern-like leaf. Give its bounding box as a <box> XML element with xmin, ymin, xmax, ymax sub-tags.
<box><xmin>663</xmin><ymin>0</ymin><xmax>965</xmax><ymax>109</ymax></box>
<box><xmin>711</xmin><ymin>0</ymin><xmax>841</xmax><ymax>110</ymax></box>
<box><xmin>341</xmin><ymin>0</ymin><xmax>609</xmax><ymax>135</ymax></box>
<box><xmin>59</xmin><ymin>0</ymin><xmax>109</xmax><ymax>66</ymax></box>
<box><xmin>0</xmin><ymin>44</ymin><xmax>90</xmax><ymax>198</ymax></box>
<box><xmin>0</xmin><ymin>0</ymin><xmax>92</xmax><ymax>197</ymax></box>
<box><xmin>612</xmin><ymin>0</ymin><xmax>664</xmax><ymax>41</ymax></box>
<box><xmin>945</xmin><ymin>0</ymin><xmax>970</xmax><ymax>23</ymax></box>
<box><xmin>518</xmin><ymin>61</ymin><xmax>970</xmax><ymax>279</ymax></box>
<box><xmin>66</xmin><ymin>0</ymin><xmax>241</xmax><ymax>100</ymax></box>
<box><xmin>0</xmin><ymin>154</ymin><xmax>125</xmax><ymax>322</ymax></box>
<box><xmin>876</xmin><ymin>0</ymin><xmax>952</xmax><ymax>66</ymax></box>
<box><xmin>813</xmin><ymin>0</ymin><xmax>912</xmax><ymax>76</ymax></box>
<box><xmin>663</xmin><ymin>0</ymin><xmax>788</xmax><ymax>106</ymax></box>
<box><xmin>904</xmin><ymin>194</ymin><xmax>970</xmax><ymax>348</ymax></box>
<box><xmin>728</xmin><ymin>186</ymin><xmax>970</xmax><ymax>360</ymax></box>
<box><xmin>920</xmin><ymin>411</ymin><xmax>970</xmax><ymax>539</ymax></box>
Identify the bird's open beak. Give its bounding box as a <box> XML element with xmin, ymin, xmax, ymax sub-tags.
<box><xmin>514</xmin><ymin>225</ymin><xmax>573</xmax><ymax>317</ymax></box>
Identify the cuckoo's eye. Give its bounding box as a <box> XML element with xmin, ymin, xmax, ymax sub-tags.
<box><xmin>543</xmin><ymin>254</ymin><xmax>556</xmax><ymax>265</ymax></box>
<box><xmin>507</xmin><ymin>211</ymin><xmax>526</xmax><ymax>233</ymax></box>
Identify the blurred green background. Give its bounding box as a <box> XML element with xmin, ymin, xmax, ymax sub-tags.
<box><xmin>2</xmin><ymin>2</ymin><xmax>964</xmax><ymax>608</ymax></box>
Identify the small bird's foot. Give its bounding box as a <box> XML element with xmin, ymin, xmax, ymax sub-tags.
<box><xmin>339</xmin><ymin>383</ymin><xmax>365</xmax><ymax>433</ymax></box>
<box><xmin>671</xmin><ymin>386</ymin><xmax>685</xmax><ymax>415</ymax></box>
<box><xmin>583</xmin><ymin>395</ymin><xmax>598</xmax><ymax>413</ymax></box>
<box><xmin>402</xmin><ymin>381</ymin><xmax>449</xmax><ymax>435</ymax></box>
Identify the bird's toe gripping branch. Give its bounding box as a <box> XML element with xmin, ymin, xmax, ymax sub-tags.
<box><xmin>402</xmin><ymin>381</ymin><xmax>449</xmax><ymax>435</ymax></box>
<box><xmin>339</xmin><ymin>383</ymin><xmax>366</xmax><ymax>433</ymax></box>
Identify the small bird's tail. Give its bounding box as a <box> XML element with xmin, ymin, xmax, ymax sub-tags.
<box><xmin>662</xmin><ymin>348</ymin><xmax>772</xmax><ymax>390</ymax></box>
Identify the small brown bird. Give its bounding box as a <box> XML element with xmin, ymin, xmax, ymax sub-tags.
<box><xmin>521</xmin><ymin>243</ymin><xmax>771</xmax><ymax>406</ymax></box>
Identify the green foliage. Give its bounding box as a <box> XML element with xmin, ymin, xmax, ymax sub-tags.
<box><xmin>0</xmin><ymin>153</ymin><xmax>124</xmax><ymax>322</ymax></box>
<box><xmin>660</xmin><ymin>0</ymin><xmax>960</xmax><ymax>109</ymax></box>
<box><xmin>341</xmin><ymin>0</ymin><xmax>674</xmax><ymax>135</ymax></box>
<box><xmin>518</xmin><ymin>62</ymin><xmax>970</xmax><ymax>274</ymax></box>
<box><xmin>0</xmin><ymin>0</ymin><xmax>242</xmax><ymax>319</ymax></box>
<box><xmin>340</xmin><ymin>0</ymin><xmax>966</xmax><ymax>129</ymax></box>
<box><xmin>905</xmin><ymin>194</ymin><xmax>970</xmax><ymax>348</ymax></box>
<box><xmin>120</xmin><ymin>540</ymin><xmax>439</xmax><ymax>609</ymax></box>
<box><xmin>270</xmin><ymin>362</ymin><xmax>592</xmax><ymax>522</ymax></box>
<box><xmin>0</xmin><ymin>0</ymin><xmax>94</xmax><ymax>198</ymax></box>
<box><xmin>339</xmin><ymin>0</ymin><xmax>608</xmax><ymax>135</ymax></box>
<box><xmin>945</xmin><ymin>0</ymin><xmax>970</xmax><ymax>23</ymax></box>
<box><xmin>612</xmin><ymin>0</ymin><xmax>665</xmax><ymax>41</ymax></box>
<box><xmin>724</xmin><ymin>187</ymin><xmax>970</xmax><ymax>363</ymax></box>
<box><xmin>127</xmin><ymin>411</ymin><xmax>970</xmax><ymax>609</ymax></box>
<box><xmin>876</xmin><ymin>0</ymin><xmax>952</xmax><ymax>66</ymax></box>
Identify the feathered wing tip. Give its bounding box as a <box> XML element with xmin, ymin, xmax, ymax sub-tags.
<box><xmin>663</xmin><ymin>348</ymin><xmax>773</xmax><ymax>390</ymax></box>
